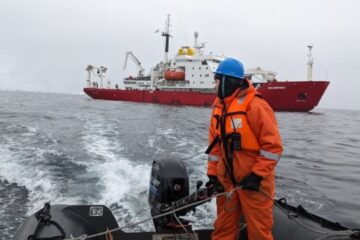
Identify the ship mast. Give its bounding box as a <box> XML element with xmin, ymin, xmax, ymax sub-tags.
<box><xmin>307</xmin><ymin>45</ymin><xmax>314</xmax><ymax>81</ymax></box>
<box><xmin>161</xmin><ymin>14</ymin><xmax>171</xmax><ymax>63</ymax></box>
<box><xmin>193</xmin><ymin>31</ymin><xmax>205</xmax><ymax>55</ymax></box>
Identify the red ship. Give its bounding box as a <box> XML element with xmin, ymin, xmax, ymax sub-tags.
<box><xmin>84</xmin><ymin>16</ymin><xmax>329</xmax><ymax>112</ymax></box>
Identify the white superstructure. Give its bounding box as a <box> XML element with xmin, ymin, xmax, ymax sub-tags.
<box><xmin>157</xmin><ymin>36</ymin><xmax>224</xmax><ymax>90</ymax></box>
<box><xmin>120</xmin><ymin>15</ymin><xmax>283</xmax><ymax>91</ymax></box>
<box><xmin>123</xmin><ymin>29</ymin><xmax>224</xmax><ymax>91</ymax></box>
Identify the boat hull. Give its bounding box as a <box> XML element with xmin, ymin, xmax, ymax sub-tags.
<box><xmin>12</xmin><ymin>199</ymin><xmax>352</xmax><ymax>240</ymax></box>
<box><xmin>83</xmin><ymin>81</ymin><xmax>329</xmax><ymax>112</ymax></box>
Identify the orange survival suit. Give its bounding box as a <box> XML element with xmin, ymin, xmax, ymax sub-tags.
<box><xmin>206</xmin><ymin>84</ymin><xmax>283</xmax><ymax>240</ymax></box>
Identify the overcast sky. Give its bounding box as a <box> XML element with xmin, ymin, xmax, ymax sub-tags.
<box><xmin>1</xmin><ymin>0</ymin><xmax>359</xmax><ymax>110</ymax></box>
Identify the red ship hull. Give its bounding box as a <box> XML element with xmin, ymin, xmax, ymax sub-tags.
<box><xmin>255</xmin><ymin>81</ymin><xmax>329</xmax><ymax>111</ymax></box>
<box><xmin>83</xmin><ymin>81</ymin><xmax>329</xmax><ymax>112</ymax></box>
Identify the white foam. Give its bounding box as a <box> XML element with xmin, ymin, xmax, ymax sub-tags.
<box><xmin>0</xmin><ymin>144</ymin><xmax>81</xmax><ymax>214</ymax></box>
<box><xmin>19</xmin><ymin>126</ymin><xmax>37</xmax><ymax>137</ymax></box>
<box><xmin>163</xmin><ymin>128</ymin><xmax>176</xmax><ymax>136</ymax></box>
<box><xmin>82</xmin><ymin>118</ymin><xmax>152</xmax><ymax>229</ymax></box>
<box><xmin>0</xmin><ymin>116</ymin><xmax>214</xmax><ymax>230</ymax></box>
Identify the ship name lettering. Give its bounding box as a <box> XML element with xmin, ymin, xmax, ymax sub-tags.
<box><xmin>268</xmin><ymin>86</ymin><xmax>286</xmax><ymax>90</ymax></box>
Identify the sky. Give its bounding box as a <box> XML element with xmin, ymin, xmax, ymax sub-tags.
<box><xmin>0</xmin><ymin>0</ymin><xmax>359</xmax><ymax>110</ymax></box>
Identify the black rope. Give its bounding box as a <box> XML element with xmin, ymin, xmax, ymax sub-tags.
<box><xmin>27</xmin><ymin>203</ymin><xmax>66</xmax><ymax>240</ymax></box>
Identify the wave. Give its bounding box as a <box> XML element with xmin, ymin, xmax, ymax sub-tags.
<box><xmin>81</xmin><ymin>117</ymin><xmax>153</xmax><ymax>231</ymax></box>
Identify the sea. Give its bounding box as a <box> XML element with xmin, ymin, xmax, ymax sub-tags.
<box><xmin>0</xmin><ymin>90</ymin><xmax>359</xmax><ymax>239</ymax></box>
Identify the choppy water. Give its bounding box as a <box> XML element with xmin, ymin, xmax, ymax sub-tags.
<box><xmin>1</xmin><ymin>91</ymin><xmax>359</xmax><ymax>239</ymax></box>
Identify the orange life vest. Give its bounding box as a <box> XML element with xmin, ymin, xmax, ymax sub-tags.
<box><xmin>210</xmin><ymin>92</ymin><xmax>260</xmax><ymax>153</ymax></box>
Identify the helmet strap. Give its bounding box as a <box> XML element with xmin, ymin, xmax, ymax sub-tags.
<box><xmin>221</xmin><ymin>75</ymin><xmax>226</xmax><ymax>99</ymax></box>
<box><xmin>239</xmin><ymin>78</ymin><xmax>249</xmax><ymax>90</ymax></box>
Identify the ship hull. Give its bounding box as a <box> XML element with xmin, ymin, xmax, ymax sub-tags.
<box><xmin>255</xmin><ymin>80</ymin><xmax>329</xmax><ymax>111</ymax></box>
<box><xmin>83</xmin><ymin>88</ymin><xmax>216</xmax><ymax>107</ymax></box>
<box><xmin>83</xmin><ymin>81</ymin><xmax>329</xmax><ymax>112</ymax></box>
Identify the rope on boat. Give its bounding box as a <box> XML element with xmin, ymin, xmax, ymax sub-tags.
<box><xmin>64</xmin><ymin>186</ymin><xmax>359</xmax><ymax>240</ymax></box>
<box><xmin>173</xmin><ymin>212</ymin><xmax>199</xmax><ymax>240</ymax></box>
<box><xmin>65</xmin><ymin>188</ymin><xmax>233</xmax><ymax>240</ymax></box>
<box><xmin>259</xmin><ymin>189</ymin><xmax>357</xmax><ymax>239</ymax></box>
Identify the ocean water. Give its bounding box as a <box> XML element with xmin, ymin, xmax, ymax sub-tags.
<box><xmin>0</xmin><ymin>90</ymin><xmax>359</xmax><ymax>239</ymax></box>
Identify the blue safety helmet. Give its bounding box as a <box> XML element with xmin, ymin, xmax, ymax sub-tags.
<box><xmin>214</xmin><ymin>58</ymin><xmax>245</xmax><ymax>79</ymax></box>
<box><xmin>214</xmin><ymin>58</ymin><xmax>246</xmax><ymax>99</ymax></box>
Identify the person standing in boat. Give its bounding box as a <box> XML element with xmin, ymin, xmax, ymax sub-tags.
<box><xmin>205</xmin><ymin>58</ymin><xmax>283</xmax><ymax>240</ymax></box>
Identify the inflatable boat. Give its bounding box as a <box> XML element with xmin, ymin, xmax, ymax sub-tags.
<box><xmin>12</xmin><ymin>159</ymin><xmax>359</xmax><ymax>240</ymax></box>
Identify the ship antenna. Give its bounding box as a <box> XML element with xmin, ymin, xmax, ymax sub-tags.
<box><xmin>307</xmin><ymin>45</ymin><xmax>314</xmax><ymax>81</ymax></box>
<box><xmin>161</xmin><ymin>14</ymin><xmax>171</xmax><ymax>63</ymax></box>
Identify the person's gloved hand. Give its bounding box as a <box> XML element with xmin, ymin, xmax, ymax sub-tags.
<box><xmin>205</xmin><ymin>175</ymin><xmax>224</xmax><ymax>196</ymax></box>
<box><xmin>239</xmin><ymin>173</ymin><xmax>263</xmax><ymax>191</ymax></box>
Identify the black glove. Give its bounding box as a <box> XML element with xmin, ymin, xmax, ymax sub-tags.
<box><xmin>205</xmin><ymin>175</ymin><xmax>224</xmax><ymax>196</ymax></box>
<box><xmin>239</xmin><ymin>173</ymin><xmax>263</xmax><ymax>191</ymax></box>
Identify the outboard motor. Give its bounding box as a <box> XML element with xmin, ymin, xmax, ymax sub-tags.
<box><xmin>148</xmin><ymin>159</ymin><xmax>190</xmax><ymax>232</ymax></box>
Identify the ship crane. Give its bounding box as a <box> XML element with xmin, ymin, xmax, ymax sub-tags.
<box><xmin>123</xmin><ymin>51</ymin><xmax>145</xmax><ymax>77</ymax></box>
<box><xmin>85</xmin><ymin>65</ymin><xmax>108</xmax><ymax>88</ymax></box>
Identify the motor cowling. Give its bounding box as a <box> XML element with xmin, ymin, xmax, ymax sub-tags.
<box><xmin>148</xmin><ymin>159</ymin><xmax>189</xmax><ymax>232</ymax></box>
